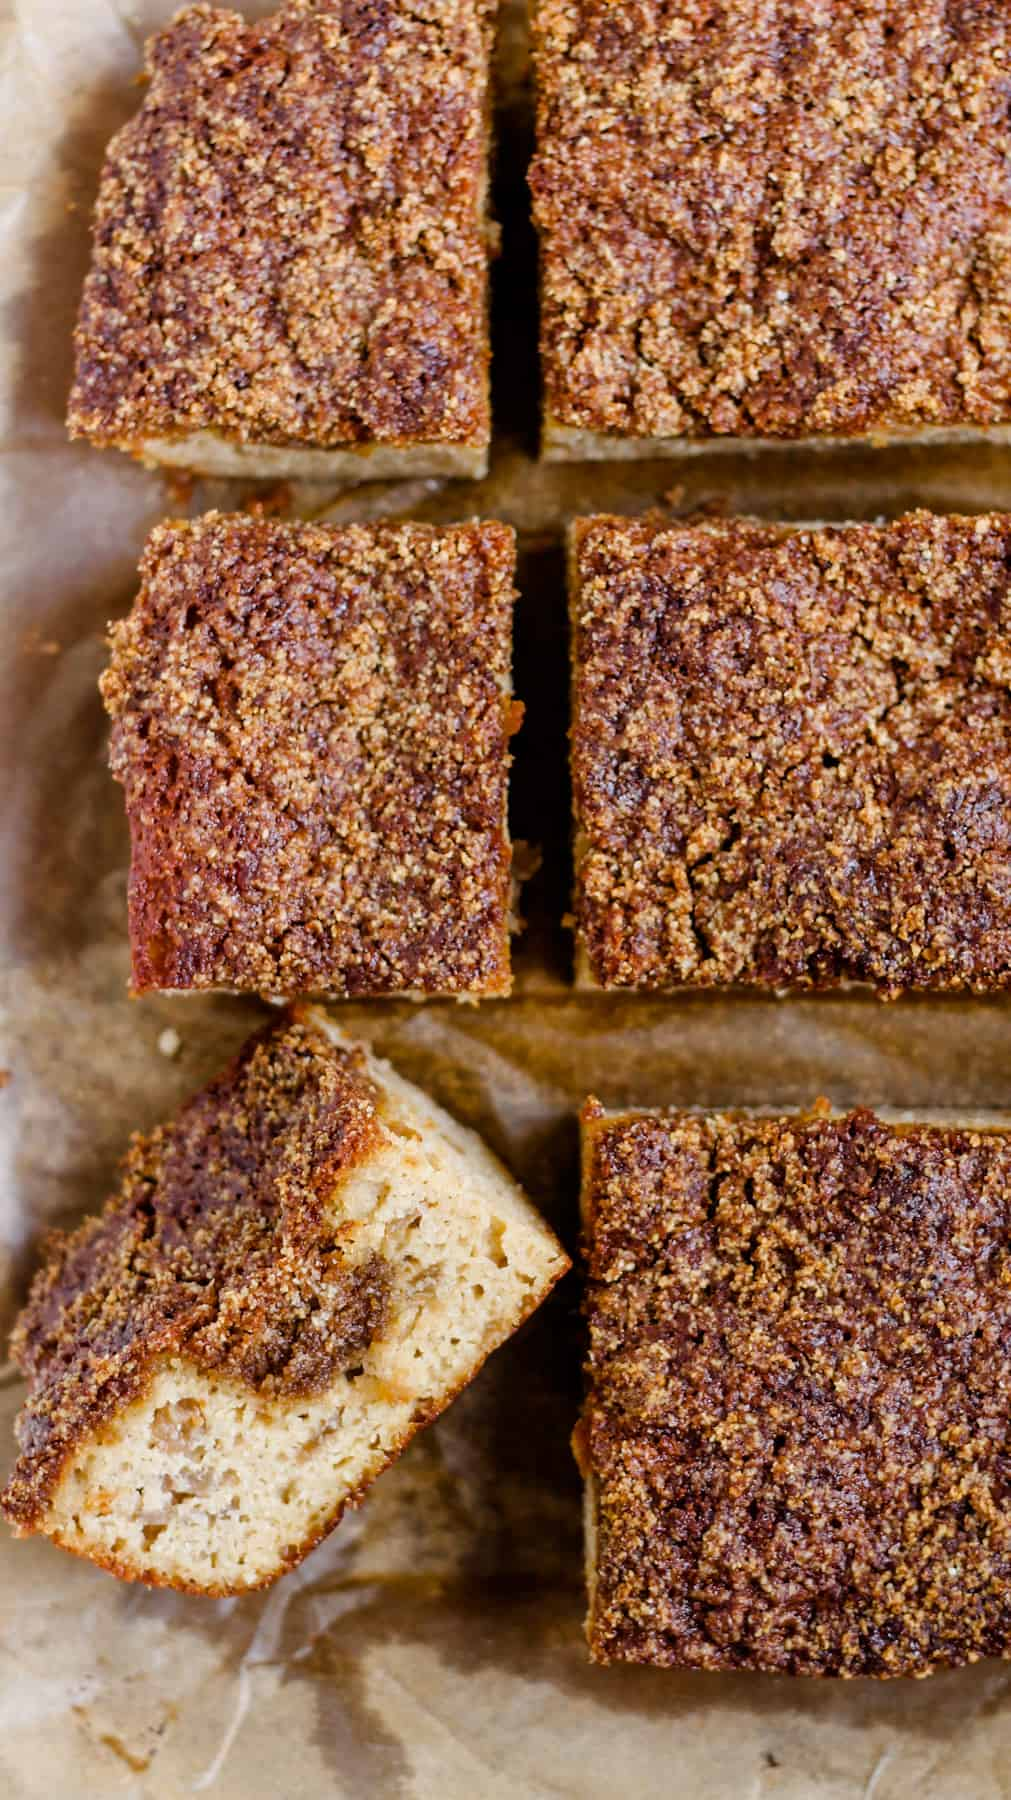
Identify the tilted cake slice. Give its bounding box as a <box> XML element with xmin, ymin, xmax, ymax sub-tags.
<box><xmin>1</xmin><ymin>1010</ymin><xmax>568</xmax><ymax>1593</ymax></box>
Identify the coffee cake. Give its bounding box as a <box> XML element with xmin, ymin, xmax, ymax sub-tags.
<box><xmin>1</xmin><ymin>1009</ymin><xmax>569</xmax><ymax>1593</ymax></box>
<box><xmin>530</xmin><ymin>1</ymin><xmax>1011</xmax><ymax>460</ymax></box>
<box><xmin>101</xmin><ymin>513</ymin><xmax>517</xmax><ymax>1000</ymax></box>
<box><xmin>570</xmin><ymin>510</ymin><xmax>1011</xmax><ymax>995</ymax></box>
<box><xmin>578</xmin><ymin>1099</ymin><xmax>1011</xmax><ymax>1676</ymax></box>
<box><xmin>67</xmin><ymin>0</ymin><xmax>496</xmax><ymax>480</ymax></box>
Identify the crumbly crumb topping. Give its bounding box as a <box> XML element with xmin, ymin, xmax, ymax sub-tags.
<box><xmin>68</xmin><ymin>0</ymin><xmax>494</xmax><ymax>451</ymax></box>
<box><xmin>582</xmin><ymin>1103</ymin><xmax>1011</xmax><ymax>1675</ymax></box>
<box><xmin>531</xmin><ymin>1</ymin><xmax>1011</xmax><ymax>440</ymax></box>
<box><xmin>101</xmin><ymin>512</ymin><xmax>516</xmax><ymax>998</ymax></box>
<box><xmin>572</xmin><ymin>510</ymin><xmax>1011</xmax><ymax>994</ymax></box>
<box><xmin>2</xmin><ymin>1014</ymin><xmax>389</xmax><ymax>1531</ymax></box>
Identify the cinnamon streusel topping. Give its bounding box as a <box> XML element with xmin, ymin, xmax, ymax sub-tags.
<box><xmin>581</xmin><ymin>1101</ymin><xmax>1011</xmax><ymax>1675</ymax></box>
<box><xmin>531</xmin><ymin>1</ymin><xmax>1011</xmax><ymax>441</ymax></box>
<box><xmin>2</xmin><ymin>1014</ymin><xmax>390</xmax><ymax>1530</ymax></box>
<box><xmin>102</xmin><ymin>513</ymin><xmax>517</xmax><ymax>997</ymax></box>
<box><xmin>571</xmin><ymin>510</ymin><xmax>1011</xmax><ymax>994</ymax></box>
<box><xmin>69</xmin><ymin>0</ymin><xmax>494</xmax><ymax>452</ymax></box>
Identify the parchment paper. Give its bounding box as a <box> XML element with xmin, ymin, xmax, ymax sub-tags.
<box><xmin>6</xmin><ymin>3</ymin><xmax>1011</xmax><ymax>1795</ymax></box>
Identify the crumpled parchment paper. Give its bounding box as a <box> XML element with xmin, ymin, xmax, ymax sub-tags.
<box><xmin>5</xmin><ymin>2</ymin><xmax>1011</xmax><ymax>1794</ymax></box>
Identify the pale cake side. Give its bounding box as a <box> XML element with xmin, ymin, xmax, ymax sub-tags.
<box><xmin>543</xmin><ymin>422</ymin><xmax>1011</xmax><ymax>465</ymax></box>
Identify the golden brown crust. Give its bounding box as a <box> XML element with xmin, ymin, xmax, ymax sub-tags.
<box><xmin>68</xmin><ymin>0</ymin><xmax>493</xmax><ymax>455</ymax></box>
<box><xmin>1</xmin><ymin>1013</ymin><xmax>388</xmax><ymax>1532</ymax></box>
<box><xmin>101</xmin><ymin>513</ymin><xmax>517</xmax><ymax>998</ymax></box>
<box><xmin>571</xmin><ymin>510</ymin><xmax>1011</xmax><ymax>995</ymax></box>
<box><xmin>530</xmin><ymin>1</ymin><xmax>1011</xmax><ymax>442</ymax></box>
<box><xmin>581</xmin><ymin>1105</ymin><xmax>1011</xmax><ymax>1676</ymax></box>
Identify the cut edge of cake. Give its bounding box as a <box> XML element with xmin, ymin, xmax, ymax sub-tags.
<box><xmin>544</xmin><ymin>421</ymin><xmax>1011</xmax><ymax>464</ymax></box>
<box><xmin>565</xmin><ymin>510</ymin><xmax>1011</xmax><ymax>995</ymax></box>
<box><xmin>133</xmin><ymin>434</ymin><xmax>490</xmax><ymax>482</ymax></box>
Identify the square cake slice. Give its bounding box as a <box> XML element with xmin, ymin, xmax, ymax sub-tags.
<box><xmin>101</xmin><ymin>513</ymin><xmax>518</xmax><ymax>999</ymax></box>
<box><xmin>578</xmin><ymin>1099</ymin><xmax>1011</xmax><ymax>1677</ymax></box>
<box><xmin>570</xmin><ymin>510</ymin><xmax>1011</xmax><ymax>995</ymax></box>
<box><xmin>530</xmin><ymin>1</ymin><xmax>1011</xmax><ymax>460</ymax></box>
<box><xmin>67</xmin><ymin>0</ymin><xmax>495</xmax><ymax>480</ymax></box>
<box><xmin>0</xmin><ymin>1009</ymin><xmax>569</xmax><ymax>1593</ymax></box>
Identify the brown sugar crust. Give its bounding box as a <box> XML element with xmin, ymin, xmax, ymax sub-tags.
<box><xmin>101</xmin><ymin>513</ymin><xmax>516</xmax><ymax>998</ymax></box>
<box><xmin>581</xmin><ymin>1103</ymin><xmax>1011</xmax><ymax>1677</ymax></box>
<box><xmin>67</xmin><ymin>0</ymin><xmax>493</xmax><ymax>453</ymax></box>
<box><xmin>1</xmin><ymin>1014</ymin><xmax>390</xmax><ymax>1533</ymax></box>
<box><xmin>571</xmin><ymin>510</ymin><xmax>1011</xmax><ymax>995</ymax></box>
<box><xmin>530</xmin><ymin>1</ymin><xmax>1011</xmax><ymax>441</ymax></box>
